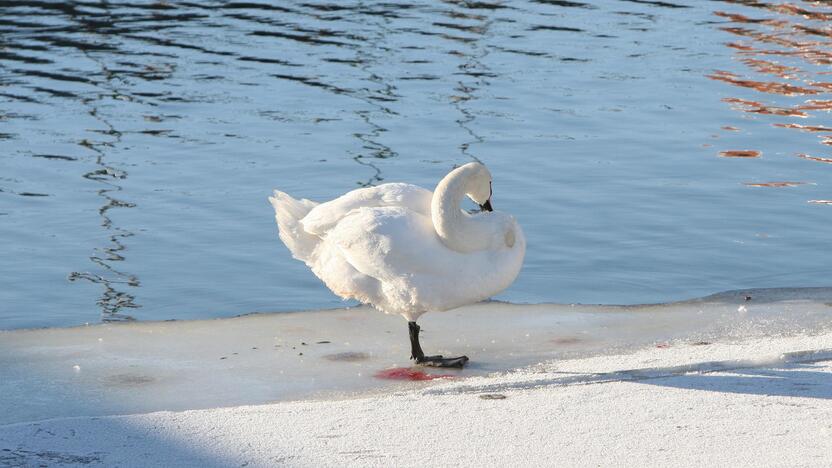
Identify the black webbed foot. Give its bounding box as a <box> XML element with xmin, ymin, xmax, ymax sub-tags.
<box><xmin>408</xmin><ymin>321</ymin><xmax>469</xmax><ymax>368</ymax></box>
<box><xmin>415</xmin><ymin>354</ymin><xmax>469</xmax><ymax>368</ymax></box>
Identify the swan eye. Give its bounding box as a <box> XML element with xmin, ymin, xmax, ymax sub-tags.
<box><xmin>505</xmin><ymin>229</ymin><xmax>515</xmax><ymax>248</ymax></box>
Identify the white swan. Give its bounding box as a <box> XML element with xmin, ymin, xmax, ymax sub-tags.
<box><xmin>268</xmin><ymin>162</ymin><xmax>525</xmax><ymax>367</ymax></box>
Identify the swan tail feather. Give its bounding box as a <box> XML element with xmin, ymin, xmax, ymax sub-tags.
<box><xmin>269</xmin><ymin>190</ymin><xmax>320</xmax><ymax>263</ymax></box>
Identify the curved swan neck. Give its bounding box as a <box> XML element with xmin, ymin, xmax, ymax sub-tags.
<box><xmin>431</xmin><ymin>165</ymin><xmax>489</xmax><ymax>253</ymax></box>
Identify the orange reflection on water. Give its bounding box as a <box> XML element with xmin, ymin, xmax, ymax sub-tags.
<box><xmin>797</xmin><ymin>154</ymin><xmax>832</xmax><ymax>164</ymax></box>
<box><xmin>722</xmin><ymin>97</ymin><xmax>808</xmax><ymax>117</ymax></box>
<box><xmin>766</xmin><ymin>4</ymin><xmax>832</xmax><ymax>21</ymax></box>
<box><xmin>809</xmin><ymin>81</ymin><xmax>832</xmax><ymax>91</ymax></box>
<box><xmin>799</xmin><ymin>99</ymin><xmax>832</xmax><ymax>111</ymax></box>
<box><xmin>794</xmin><ymin>25</ymin><xmax>832</xmax><ymax>39</ymax></box>
<box><xmin>744</xmin><ymin>181</ymin><xmax>809</xmax><ymax>187</ymax></box>
<box><xmin>740</xmin><ymin>58</ymin><xmax>801</xmax><ymax>78</ymax></box>
<box><xmin>712</xmin><ymin>0</ymin><xmax>832</xmax><ymax>197</ymax></box>
<box><xmin>707</xmin><ymin>70</ymin><xmax>819</xmax><ymax>96</ymax></box>
<box><xmin>720</xmin><ymin>26</ymin><xmax>822</xmax><ymax>50</ymax></box>
<box><xmin>719</xmin><ymin>150</ymin><xmax>762</xmax><ymax>158</ymax></box>
<box><xmin>773</xmin><ymin>123</ymin><xmax>832</xmax><ymax>132</ymax></box>
<box><xmin>726</xmin><ymin>42</ymin><xmax>755</xmax><ymax>51</ymax></box>
<box><xmin>713</xmin><ymin>11</ymin><xmax>787</xmax><ymax>26</ymax></box>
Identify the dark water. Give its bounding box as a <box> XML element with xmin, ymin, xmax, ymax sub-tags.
<box><xmin>1</xmin><ymin>0</ymin><xmax>830</xmax><ymax>329</ymax></box>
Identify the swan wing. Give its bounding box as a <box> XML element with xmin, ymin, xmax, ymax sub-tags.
<box><xmin>319</xmin><ymin>206</ymin><xmax>488</xmax><ymax>313</ymax></box>
<box><xmin>301</xmin><ymin>183</ymin><xmax>432</xmax><ymax>237</ymax></box>
<box><xmin>333</xmin><ymin>207</ymin><xmax>460</xmax><ymax>277</ymax></box>
<box><xmin>313</xmin><ymin>205</ymin><xmax>525</xmax><ymax>316</ymax></box>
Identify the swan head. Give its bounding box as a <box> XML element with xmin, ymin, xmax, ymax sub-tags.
<box><xmin>432</xmin><ymin>161</ymin><xmax>523</xmax><ymax>254</ymax></box>
<box><xmin>463</xmin><ymin>164</ymin><xmax>522</xmax><ymax>250</ymax></box>
<box><xmin>460</xmin><ymin>162</ymin><xmax>493</xmax><ymax>211</ymax></box>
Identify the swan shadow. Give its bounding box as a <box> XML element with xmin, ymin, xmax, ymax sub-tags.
<box><xmin>0</xmin><ymin>415</ymin><xmax>234</xmax><ymax>467</ymax></box>
<box><xmin>426</xmin><ymin>348</ymin><xmax>832</xmax><ymax>400</ymax></box>
<box><xmin>640</xmin><ymin>363</ymin><xmax>832</xmax><ymax>400</ymax></box>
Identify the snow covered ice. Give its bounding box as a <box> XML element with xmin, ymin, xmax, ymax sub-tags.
<box><xmin>1</xmin><ymin>287</ymin><xmax>831</xmax><ymax>426</ymax></box>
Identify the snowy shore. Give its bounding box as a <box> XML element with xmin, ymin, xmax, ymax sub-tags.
<box><xmin>0</xmin><ymin>333</ymin><xmax>832</xmax><ymax>466</ymax></box>
<box><xmin>2</xmin><ymin>329</ymin><xmax>832</xmax><ymax>467</ymax></box>
<box><xmin>2</xmin><ymin>288</ymin><xmax>832</xmax><ymax>466</ymax></box>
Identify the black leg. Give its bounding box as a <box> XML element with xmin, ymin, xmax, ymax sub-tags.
<box><xmin>408</xmin><ymin>321</ymin><xmax>425</xmax><ymax>361</ymax></box>
<box><xmin>408</xmin><ymin>321</ymin><xmax>469</xmax><ymax>368</ymax></box>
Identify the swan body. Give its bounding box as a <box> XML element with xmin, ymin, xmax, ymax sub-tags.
<box><xmin>269</xmin><ymin>163</ymin><xmax>525</xmax><ymax>366</ymax></box>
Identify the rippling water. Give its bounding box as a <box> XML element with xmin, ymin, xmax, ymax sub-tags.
<box><xmin>1</xmin><ymin>0</ymin><xmax>830</xmax><ymax>329</ymax></box>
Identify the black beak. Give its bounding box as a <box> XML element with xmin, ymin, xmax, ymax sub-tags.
<box><xmin>479</xmin><ymin>199</ymin><xmax>493</xmax><ymax>212</ymax></box>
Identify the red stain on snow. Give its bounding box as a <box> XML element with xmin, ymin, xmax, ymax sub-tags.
<box><xmin>374</xmin><ymin>367</ymin><xmax>455</xmax><ymax>381</ymax></box>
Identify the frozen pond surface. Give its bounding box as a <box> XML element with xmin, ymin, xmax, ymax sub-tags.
<box><xmin>2</xmin><ymin>287</ymin><xmax>831</xmax><ymax>425</ymax></box>
<box><xmin>1</xmin><ymin>0</ymin><xmax>832</xmax><ymax>329</ymax></box>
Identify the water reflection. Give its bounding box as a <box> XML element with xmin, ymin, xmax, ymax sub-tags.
<box><xmin>446</xmin><ymin>6</ymin><xmax>492</xmax><ymax>166</ymax></box>
<box><xmin>348</xmin><ymin>12</ymin><xmax>400</xmax><ymax>188</ymax></box>
<box><xmin>798</xmin><ymin>153</ymin><xmax>832</xmax><ymax>164</ymax></box>
<box><xmin>719</xmin><ymin>150</ymin><xmax>761</xmax><ymax>158</ymax></box>
<box><xmin>2</xmin><ymin>0</ymin><xmax>832</xmax><ymax>329</ymax></box>
<box><xmin>744</xmin><ymin>181</ymin><xmax>809</xmax><ymax>188</ymax></box>
<box><xmin>68</xmin><ymin>50</ymin><xmax>141</xmax><ymax>323</ymax></box>
<box><xmin>711</xmin><ymin>1</ymin><xmax>832</xmax><ymax>197</ymax></box>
